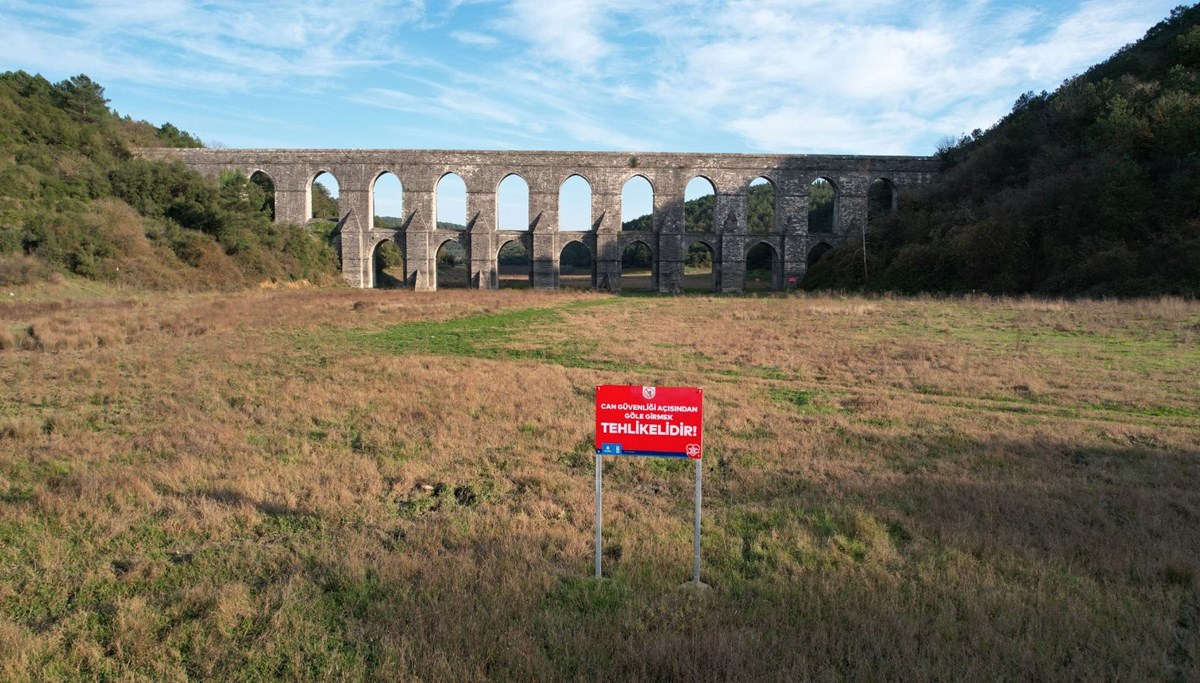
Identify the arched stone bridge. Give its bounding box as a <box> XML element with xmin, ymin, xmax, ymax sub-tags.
<box><xmin>137</xmin><ymin>148</ymin><xmax>937</xmax><ymax>292</ymax></box>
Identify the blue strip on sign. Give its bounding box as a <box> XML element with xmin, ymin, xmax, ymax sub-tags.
<box><xmin>594</xmin><ymin>448</ymin><xmax>690</xmax><ymax>458</ymax></box>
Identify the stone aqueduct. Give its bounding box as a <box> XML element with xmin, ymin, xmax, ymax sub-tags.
<box><xmin>138</xmin><ymin>149</ymin><xmax>938</xmax><ymax>292</ymax></box>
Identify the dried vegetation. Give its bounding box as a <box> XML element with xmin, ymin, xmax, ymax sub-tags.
<box><xmin>0</xmin><ymin>287</ymin><xmax>1197</xmax><ymax>680</ymax></box>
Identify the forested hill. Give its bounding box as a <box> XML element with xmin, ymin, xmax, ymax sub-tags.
<box><xmin>805</xmin><ymin>5</ymin><xmax>1200</xmax><ymax>296</ymax></box>
<box><xmin>0</xmin><ymin>71</ymin><xmax>338</xmax><ymax>289</ymax></box>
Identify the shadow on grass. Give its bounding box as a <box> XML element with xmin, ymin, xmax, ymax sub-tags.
<box><xmin>200</xmin><ymin>486</ymin><xmax>318</xmax><ymax>523</ymax></box>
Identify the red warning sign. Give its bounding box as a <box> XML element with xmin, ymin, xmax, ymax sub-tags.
<box><xmin>595</xmin><ymin>385</ymin><xmax>704</xmax><ymax>459</ymax></box>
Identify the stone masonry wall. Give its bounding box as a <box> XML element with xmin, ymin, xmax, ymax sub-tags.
<box><xmin>135</xmin><ymin>148</ymin><xmax>938</xmax><ymax>292</ymax></box>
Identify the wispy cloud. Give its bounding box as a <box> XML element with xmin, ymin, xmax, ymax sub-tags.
<box><xmin>349</xmin><ymin>84</ymin><xmax>526</xmax><ymax>128</ymax></box>
<box><xmin>641</xmin><ymin>0</ymin><xmax>1174</xmax><ymax>151</ymax></box>
<box><xmin>499</xmin><ymin>0</ymin><xmax>621</xmax><ymax>73</ymax></box>
<box><xmin>450</xmin><ymin>30</ymin><xmax>499</xmax><ymax>47</ymax></box>
<box><xmin>0</xmin><ymin>0</ymin><xmax>1181</xmax><ymax>153</ymax></box>
<box><xmin>0</xmin><ymin>0</ymin><xmax>422</xmax><ymax>91</ymax></box>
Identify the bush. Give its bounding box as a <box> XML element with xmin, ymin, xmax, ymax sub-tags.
<box><xmin>0</xmin><ymin>253</ymin><xmax>57</xmax><ymax>285</ymax></box>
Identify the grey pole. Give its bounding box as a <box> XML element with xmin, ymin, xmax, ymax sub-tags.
<box><xmin>693</xmin><ymin>458</ymin><xmax>702</xmax><ymax>584</ymax></box>
<box><xmin>595</xmin><ymin>453</ymin><xmax>603</xmax><ymax>579</ymax></box>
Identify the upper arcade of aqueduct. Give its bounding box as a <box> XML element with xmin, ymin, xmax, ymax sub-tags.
<box><xmin>136</xmin><ymin>148</ymin><xmax>938</xmax><ymax>293</ymax></box>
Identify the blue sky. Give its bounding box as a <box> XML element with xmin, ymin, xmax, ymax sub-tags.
<box><xmin>0</xmin><ymin>0</ymin><xmax>1183</xmax><ymax>219</ymax></box>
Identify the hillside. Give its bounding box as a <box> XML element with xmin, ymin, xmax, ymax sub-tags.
<box><xmin>805</xmin><ymin>5</ymin><xmax>1200</xmax><ymax>296</ymax></box>
<box><xmin>0</xmin><ymin>71</ymin><xmax>338</xmax><ymax>289</ymax></box>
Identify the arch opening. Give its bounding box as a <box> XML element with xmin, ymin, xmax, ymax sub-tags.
<box><xmin>310</xmin><ymin>171</ymin><xmax>339</xmax><ymax>221</ymax></box>
<box><xmin>748</xmin><ymin>177</ymin><xmax>775</xmax><ymax>234</ymax></box>
<box><xmin>559</xmin><ymin>175</ymin><xmax>592</xmax><ymax>232</ymax></box>
<box><xmin>559</xmin><ymin>241</ymin><xmax>593</xmax><ymax>288</ymax></box>
<box><xmin>497</xmin><ymin>174</ymin><xmax>530</xmax><ymax>231</ymax></box>
<box><xmin>436</xmin><ymin>173</ymin><xmax>467</xmax><ymax>230</ymax></box>
<box><xmin>621</xmin><ymin>176</ymin><xmax>653</xmax><ymax>231</ymax></box>
<box><xmin>868</xmin><ymin>178</ymin><xmax>897</xmax><ymax>222</ymax></box>
<box><xmin>685</xmin><ymin>241</ymin><xmax>716</xmax><ymax>292</ymax></box>
<box><xmin>620</xmin><ymin>240</ymin><xmax>654</xmax><ymax>293</ymax></box>
<box><xmin>435</xmin><ymin>239</ymin><xmax>469</xmax><ymax>289</ymax></box>
<box><xmin>808</xmin><ymin>178</ymin><xmax>836</xmax><ymax>233</ymax></box>
<box><xmin>372</xmin><ymin>172</ymin><xmax>404</xmax><ymax>230</ymax></box>
<box><xmin>746</xmin><ymin>242</ymin><xmax>781</xmax><ymax>291</ymax></box>
<box><xmin>497</xmin><ymin>239</ymin><xmax>530</xmax><ymax>289</ymax></box>
<box><xmin>807</xmin><ymin>241</ymin><xmax>834</xmax><ymax>268</ymax></box>
<box><xmin>371</xmin><ymin>239</ymin><xmax>406</xmax><ymax>289</ymax></box>
<box><xmin>249</xmin><ymin>171</ymin><xmax>275</xmax><ymax>222</ymax></box>
<box><xmin>685</xmin><ymin>176</ymin><xmax>715</xmax><ymax>233</ymax></box>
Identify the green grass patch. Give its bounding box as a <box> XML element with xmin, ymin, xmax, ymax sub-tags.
<box><xmin>1085</xmin><ymin>402</ymin><xmax>1200</xmax><ymax>419</ymax></box>
<box><xmin>546</xmin><ymin>575</ymin><xmax>630</xmax><ymax>613</ymax></box>
<box><xmin>353</xmin><ymin>299</ymin><xmax>627</xmax><ymax>370</ymax></box>
<box><xmin>769</xmin><ymin>387</ymin><xmax>839</xmax><ymax>414</ymax></box>
<box><xmin>364</xmin><ymin>305</ymin><xmax>563</xmax><ymax>357</ymax></box>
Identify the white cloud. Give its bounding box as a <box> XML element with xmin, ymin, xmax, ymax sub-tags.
<box><xmin>728</xmin><ymin>107</ymin><xmax>925</xmax><ymax>155</ymax></box>
<box><xmin>560</xmin><ymin>119</ymin><xmax>653</xmax><ymax>152</ymax></box>
<box><xmin>0</xmin><ymin>0</ymin><xmax>423</xmax><ymax>91</ymax></box>
<box><xmin>0</xmin><ymin>0</ymin><xmax>1181</xmax><ymax>153</ymax></box>
<box><xmin>501</xmin><ymin>0</ymin><xmax>618</xmax><ymax>73</ymax></box>
<box><xmin>642</xmin><ymin>0</ymin><xmax>1176</xmax><ymax>152</ymax></box>
<box><xmin>450</xmin><ymin>30</ymin><xmax>499</xmax><ymax>47</ymax></box>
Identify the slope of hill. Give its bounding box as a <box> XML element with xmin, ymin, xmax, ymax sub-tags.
<box><xmin>0</xmin><ymin>71</ymin><xmax>338</xmax><ymax>290</ymax></box>
<box><xmin>805</xmin><ymin>5</ymin><xmax>1200</xmax><ymax>296</ymax></box>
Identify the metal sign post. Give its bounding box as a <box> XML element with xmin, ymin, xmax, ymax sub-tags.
<box><xmin>593</xmin><ymin>385</ymin><xmax>704</xmax><ymax>583</ymax></box>
<box><xmin>595</xmin><ymin>452</ymin><xmax>603</xmax><ymax>579</ymax></box>
<box><xmin>693</xmin><ymin>458</ymin><xmax>702</xmax><ymax>584</ymax></box>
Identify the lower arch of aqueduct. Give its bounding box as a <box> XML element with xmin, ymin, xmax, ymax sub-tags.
<box><xmin>138</xmin><ymin>149</ymin><xmax>938</xmax><ymax>293</ymax></box>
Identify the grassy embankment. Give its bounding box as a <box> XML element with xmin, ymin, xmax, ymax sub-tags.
<box><xmin>1</xmin><ymin>287</ymin><xmax>1198</xmax><ymax>679</ymax></box>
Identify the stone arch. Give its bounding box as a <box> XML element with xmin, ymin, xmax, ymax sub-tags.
<box><xmin>249</xmin><ymin>170</ymin><xmax>275</xmax><ymax>222</ymax></box>
<box><xmin>558</xmin><ymin>239</ymin><xmax>593</xmax><ymax>288</ymax></box>
<box><xmin>683</xmin><ymin>237</ymin><xmax>717</xmax><ymax>292</ymax></box>
<box><xmin>621</xmin><ymin>174</ymin><xmax>654</xmax><ymax>232</ymax></box>
<box><xmin>434</xmin><ymin>235</ymin><xmax>469</xmax><ymax>289</ymax></box>
<box><xmin>371</xmin><ymin>171</ymin><xmax>404</xmax><ymax>231</ymax></box>
<box><xmin>497</xmin><ymin>237</ymin><xmax>531</xmax><ymax>288</ymax></box>
<box><xmin>748</xmin><ymin>176</ymin><xmax>775</xmax><ymax>234</ymax></box>
<box><xmin>370</xmin><ymin>237</ymin><xmax>405</xmax><ymax>289</ymax></box>
<box><xmin>808</xmin><ymin>176</ymin><xmax>838</xmax><ymax>234</ymax></box>
<box><xmin>309</xmin><ymin>170</ymin><xmax>340</xmax><ymax>221</ymax></box>
<box><xmin>807</xmin><ymin>241</ymin><xmax>834</xmax><ymax>267</ymax></box>
<box><xmin>559</xmin><ymin>174</ymin><xmax>593</xmax><ymax>232</ymax></box>
<box><xmin>497</xmin><ymin>173</ymin><xmax>530</xmax><ymax>231</ymax></box>
<box><xmin>436</xmin><ymin>172</ymin><xmax>468</xmax><ymax>230</ymax></box>
<box><xmin>685</xmin><ymin>176</ymin><xmax>716</xmax><ymax>233</ymax></box>
<box><xmin>746</xmin><ymin>240</ymin><xmax>782</xmax><ymax>291</ymax></box>
<box><xmin>868</xmin><ymin>177</ymin><xmax>898</xmax><ymax>222</ymax></box>
<box><xmin>620</xmin><ymin>239</ymin><xmax>655</xmax><ymax>292</ymax></box>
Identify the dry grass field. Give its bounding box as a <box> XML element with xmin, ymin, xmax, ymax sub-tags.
<box><xmin>0</xmin><ymin>285</ymin><xmax>1198</xmax><ymax>680</ymax></box>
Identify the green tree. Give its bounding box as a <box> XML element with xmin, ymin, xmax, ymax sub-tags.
<box><xmin>747</xmin><ymin>183</ymin><xmax>775</xmax><ymax>233</ymax></box>
<box><xmin>311</xmin><ymin>182</ymin><xmax>339</xmax><ymax>220</ymax></box>
<box><xmin>156</xmin><ymin>123</ymin><xmax>203</xmax><ymax>148</ymax></box>
<box><xmin>686</xmin><ymin>242</ymin><xmax>713</xmax><ymax>267</ymax></box>
<box><xmin>808</xmin><ymin>180</ymin><xmax>834</xmax><ymax>233</ymax></box>
<box><xmin>54</xmin><ymin>74</ymin><xmax>108</xmax><ymax>123</ymax></box>
<box><xmin>622</xmin><ymin>242</ymin><xmax>652</xmax><ymax>268</ymax></box>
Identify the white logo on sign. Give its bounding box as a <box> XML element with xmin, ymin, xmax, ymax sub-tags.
<box><xmin>642</xmin><ymin>386</ymin><xmax>656</xmax><ymax>400</ymax></box>
<box><xmin>686</xmin><ymin>444</ymin><xmax>702</xmax><ymax>459</ymax></box>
